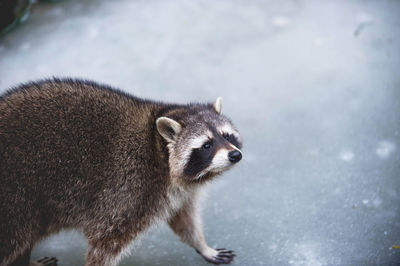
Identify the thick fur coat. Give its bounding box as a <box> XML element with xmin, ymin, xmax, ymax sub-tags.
<box><xmin>0</xmin><ymin>79</ymin><xmax>242</xmax><ymax>266</ymax></box>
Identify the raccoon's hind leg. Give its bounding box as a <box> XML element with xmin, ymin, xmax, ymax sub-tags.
<box><xmin>7</xmin><ymin>249</ymin><xmax>57</xmax><ymax>266</ymax></box>
<box><xmin>84</xmin><ymin>233</ymin><xmax>133</xmax><ymax>266</ymax></box>
<box><xmin>9</xmin><ymin>249</ymin><xmax>31</xmax><ymax>266</ymax></box>
<box><xmin>168</xmin><ymin>198</ymin><xmax>236</xmax><ymax>265</ymax></box>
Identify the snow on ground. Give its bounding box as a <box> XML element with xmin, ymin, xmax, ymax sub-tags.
<box><xmin>1</xmin><ymin>0</ymin><xmax>399</xmax><ymax>265</ymax></box>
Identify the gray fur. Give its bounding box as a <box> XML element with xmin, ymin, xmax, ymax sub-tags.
<box><xmin>0</xmin><ymin>78</ymin><xmax>242</xmax><ymax>266</ymax></box>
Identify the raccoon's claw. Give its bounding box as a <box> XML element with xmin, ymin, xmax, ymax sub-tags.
<box><xmin>213</xmin><ymin>249</ymin><xmax>235</xmax><ymax>264</ymax></box>
<box><xmin>31</xmin><ymin>257</ymin><xmax>58</xmax><ymax>266</ymax></box>
<box><xmin>197</xmin><ymin>248</ymin><xmax>236</xmax><ymax>265</ymax></box>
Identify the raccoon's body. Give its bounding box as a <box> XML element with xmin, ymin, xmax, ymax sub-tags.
<box><xmin>0</xmin><ymin>79</ymin><xmax>242</xmax><ymax>266</ymax></box>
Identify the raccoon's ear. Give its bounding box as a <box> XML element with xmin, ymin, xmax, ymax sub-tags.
<box><xmin>156</xmin><ymin>117</ymin><xmax>182</xmax><ymax>143</ymax></box>
<box><xmin>213</xmin><ymin>97</ymin><xmax>222</xmax><ymax>114</ymax></box>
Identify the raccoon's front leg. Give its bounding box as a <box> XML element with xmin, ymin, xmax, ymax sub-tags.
<box><xmin>168</xmin><ymin>199</ymin><xmax>235</xmax><ymax>265</ymax></box>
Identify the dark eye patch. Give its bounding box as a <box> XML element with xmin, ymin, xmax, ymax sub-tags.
<box><xmin>222</xmin><ymin>133</ymin><xmax>241</xmax><ymax>149</ymax></box>
<box><xmin>184</xmin><ymin>140</ymin><xmax>216</xmax><ymax>178</ymax></box>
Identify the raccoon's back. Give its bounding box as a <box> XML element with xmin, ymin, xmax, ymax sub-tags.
<box><xmin>0</xmin><ymin>79</ymin><xmax>152</xmax><ymax>206</ymax></box>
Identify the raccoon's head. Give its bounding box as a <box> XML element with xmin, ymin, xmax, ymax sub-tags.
<box><xmin>156</xmin><ymin>97</ymin><xmax>243</xmax><ymax>184</ymax></box>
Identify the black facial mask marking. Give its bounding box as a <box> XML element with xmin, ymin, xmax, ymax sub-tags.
<box><xmin>223</xmin><ymin>133</ymin><xmax>241</xmax><ymax>149</ymax></box>
<box><xmin>183</xmin><ymin>122</ymin><xmax>241</xmax><ymax>178</ymax></box>
<box><xmin>184</xmin><ymin>139</ymin><xmax>218</xmax><ymax>178</ymax></box>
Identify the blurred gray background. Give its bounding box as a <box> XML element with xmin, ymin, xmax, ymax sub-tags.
<box><xmin>1</xmin><ymin>0</ymin><xmax>399</xmax><ymax>265</ymax></box>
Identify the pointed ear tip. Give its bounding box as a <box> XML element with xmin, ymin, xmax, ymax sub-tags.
<box><xmin>156</xmin><ymin>116</ymin><xmax>166</xmax><ymax>123</ymax></box>
<box><xmin>213</xmin><ymin>97</ymin><xmax>223</xmax><ymax>114</ymax></box>
<box><xmin>155</xmin><ymin>117</ymin><xmax>167</xmax><ymax>127</ymax></box>
<box><xmin>156</xmin><ymin>116</ymin><xmax>175</xmax><ymax>124</ymax></box>
<box><xmin>156</xmin><ymin>116</ymin><xmax>182</xmax><ymax>131</ymax></box>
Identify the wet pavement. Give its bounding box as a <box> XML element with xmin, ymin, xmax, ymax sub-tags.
<box><xmin>1</xmin><ymin>0</ymin><xmax>399</xmax><ymax>265</ymax></box>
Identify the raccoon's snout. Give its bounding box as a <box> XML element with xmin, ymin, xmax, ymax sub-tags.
<box><xmin>228</xmin><ymin>150</ymin><xmax>242</xmax><ymax>163</ymax></box>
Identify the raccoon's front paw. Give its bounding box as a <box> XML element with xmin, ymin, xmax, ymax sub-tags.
<box><xmin>30</xmin><ymin>257</ymin><xmax>58</xmax><ymax>266</ymax></box>
<box><xmin>197</xmin><ymin>248</ymin><xmax>236</xmax><ymax>265</ymax></box>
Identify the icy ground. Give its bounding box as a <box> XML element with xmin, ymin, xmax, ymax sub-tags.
<box><xmin>1</xmin><ymin>0</ymin><xmax>400</xmax><ymax>265</ymax></box>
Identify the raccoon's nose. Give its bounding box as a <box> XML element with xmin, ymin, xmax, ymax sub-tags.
<box><xmin>228</xmin><ymin>150</ymin><xmax>242</xmax><ymax>163</ymax></box>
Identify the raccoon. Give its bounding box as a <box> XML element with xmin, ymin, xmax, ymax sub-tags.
<box><xmin>0</xmin><ymin>78</ymin><xmax>243</xmax><ymax>266</ymax></box>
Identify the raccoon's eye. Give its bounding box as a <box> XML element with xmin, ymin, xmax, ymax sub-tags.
<box><xmin>202</xmin><ymin>141</ymin><xmax>212</xmax><ymax>149</ymax></box>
